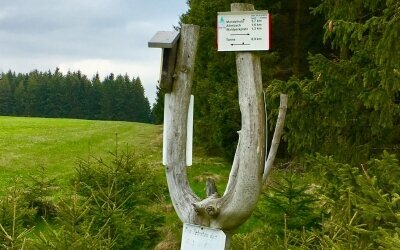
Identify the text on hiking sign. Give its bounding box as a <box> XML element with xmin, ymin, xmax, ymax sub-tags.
<box><xmin>217</xmin><ymin>11</ymin><xmax>270</xmax><ymax>52</ymax></box>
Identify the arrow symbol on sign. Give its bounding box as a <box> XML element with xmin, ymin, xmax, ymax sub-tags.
<box><xmin>231</xmin><ymin>33</ymin><xmax>250</xmax><ymax>36</ymax></box>
<box><xmin>231</xmin><ymin>42</ymin><xmax>250</xmax><ymax>46</ymax></box>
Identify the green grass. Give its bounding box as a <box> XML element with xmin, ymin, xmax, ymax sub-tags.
<box><xmin>187</xmin><ymin>156</ymin><xmax>231</xmax><ymax>198</ymax></box>
<box><xmin>0</xmin><ymin>116</ymin><xmax>231</xmax><ymax>196</ymax></box>
<box><xmin>0</xmin><ymin>115</ymin><xmax>264</xmax><ymax>244</ymax></box>
<box><xmin>0</xmin><ymin>116</ymin><xmax>163</xmax><ymax>192</ymax></box>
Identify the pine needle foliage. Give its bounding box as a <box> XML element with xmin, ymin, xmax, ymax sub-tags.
<box><xmin>23</xmin><ymin>166</ymin><xmax>59</xmax><ymax>219</ymax></box>
<box><xmin>0</xmin><ymin>179</ymin><xmax>35</xmax><ymax>249</ymax></box>
<box><xmin>32</xmin><ymin>188</ymin><xmax>111</xmax><ymax>249</ymax></box>
<box><xmin>31</xmin><ymin>148</ymin><xmax>167</xmax><ymax>249</ymax></box>
<box><xmin>72</xmin><ymin>149</ymin><xmax>166</xmax><ymax>249</ymax></box>
<box><xmin>267</xmin><ymin>0</ymin><xmax>400</xmax><ymax>162</ymax></box>
<box><xmin>306</xmin><ymin>152</ymin><xmax>400</xmax><ymax>248</ymax></box>
<box><xmin>255</xmin><ymin>173</ymin><xmax>321</xmax><ymax>237</ymax></box>
<box><xmin>232</xmin><ymin>152</ymin><xmax>400</xmax><ymax>249</ymax></box>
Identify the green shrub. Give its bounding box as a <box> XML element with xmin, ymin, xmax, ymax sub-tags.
<box><xmin>231</xmin><ymin>228</ymin><xmax>281</xmax><ymax>250</ymax></box>
<box><xmin>0</xmin><ymin>179</ymin><xmax>35</xmax><ymax>249</ymax></box>
<box><xmin>231</xmin><ymin>152</ymin><xmax>400</xmax><ymax>249</ymax></box>
<box><xmin>31</xmin><ymin>188</ymin><xmax>113</xmax><ymax>249</ymax></box>
<box><xmin>73</xmin><ymin>149</ymin><xmax>166</xmax><ymax>249</ymax></box>
<box><xmin>23</xmin><ymin>166</ymin><xmax>59</xmax><ymax>219</ymax></box>
<box><xmin>255</xmin><ymin>172</ymin><xmax>321</xmax><ymax>237</ymax></box>
<box><xmin>306</xmin><ymin>152</ymin><xmax>400</xmax><ymax>249</ymax></box>
<box><xmin>31</xmin><ymin>148</ymin><xmax>166</xmax><ymax>249</ymax></box>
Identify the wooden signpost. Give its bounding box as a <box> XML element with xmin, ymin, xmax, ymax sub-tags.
<box><xmin>148</xmin><ymin>3</ymin><xmax>287</xmax><ymax>250</ymax></box>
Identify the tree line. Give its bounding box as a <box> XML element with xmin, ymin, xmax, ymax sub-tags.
<box><xmin>0</xmin><ymin>69</ymin><xmax>152</xmax><ymax>123</ymax></box>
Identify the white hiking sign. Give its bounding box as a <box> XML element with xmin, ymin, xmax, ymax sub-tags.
<box><xmin>217</xmin><ymin>11</ymin><xmax>270</xmax><ymax>51</ymax></box>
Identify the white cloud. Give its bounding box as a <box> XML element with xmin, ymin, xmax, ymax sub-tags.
<box><xmin>0</xmin><ymin>10</ymin><xmax>6</xmax><ymax>21</ymax></box>
<box><xmin>0</xmin><ymin>0</ymin><xmax>187</xmax><ymax>105</ymax></box>
<box><xmin>58</xmin><ymin>57</ymin><xmax>161</xmax><ymax>104</ymax></box>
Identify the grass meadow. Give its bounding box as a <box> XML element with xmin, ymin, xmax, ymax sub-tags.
<box><xmin>0</xmin><ymin>115</ymin><xmax>231</xmax><ymax>197</ymax></box>
<box><xmin>0</xmin><ymin>116</ymin><xmax>164</xmax><ymax>193</ymax></box>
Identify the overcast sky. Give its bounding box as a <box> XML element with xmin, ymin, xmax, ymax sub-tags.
<box><xmin>0</xmin><ymin>0</ymin><xmax>188</xmax><ymax>104</ymax></box>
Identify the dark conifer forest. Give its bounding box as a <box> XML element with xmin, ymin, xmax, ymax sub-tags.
<box><xmin>0</xmin><ymin>69</ymin><xmax>152</xmax><ymax>123</ymax></box>
<box><xmin>174</xmin><ymin>0</ymin><xmax>400</xmax><ymax>162</ymax></box>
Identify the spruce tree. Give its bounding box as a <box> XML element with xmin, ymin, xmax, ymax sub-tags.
<box><xmin>132</xmin><ymin>77</ymin><xmax>151</xmax><ymax>123</ymax></box>
<box><xmin>0</xmin><ymin>73</ymin><xmax>13</xmax><ymax>115</ymax></box>
<box><xmin>268</xmin><ymin>0</ymin><xmax>400</xmax><ymax>161</ymax></box>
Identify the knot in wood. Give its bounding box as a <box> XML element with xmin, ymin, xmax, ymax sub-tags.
<box><xmin>192</xmin><ymin>198</ymin><xmax>220</xmax><ymax>218</ymax></box>
<box><xmin>206</xmin><ymin>205</ymin><xmax>219</xmax><ymax>217</ymax></box>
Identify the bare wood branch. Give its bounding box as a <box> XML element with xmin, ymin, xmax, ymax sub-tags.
<box><xmin>263</xmin><ymin>91</ymin><xmax>268</xmax><ymax>171</ymax></box>
<box><xmin>262</xmin><ymin>94</ymin><xmax>288</xmax><ymax>183</ymax></box>
<box><xmin>223</xmin><ymin>131</ymin><xmax>241</xmax><ymax>196</ymax></box>
<box><xmin>164</xmin><ymin>24</ymin><xmax>201</xmax><ymax>224</ymax></box>
<box><xmin>206</xmin><ymin>178</ymin><xmax>219</xmax><ymax>197</ymax></box>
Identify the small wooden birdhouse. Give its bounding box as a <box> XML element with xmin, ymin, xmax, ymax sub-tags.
<box><xmin>148</xmin><ymin>31</ymin><xmax>180</xmax><ymax>92</ymax></box>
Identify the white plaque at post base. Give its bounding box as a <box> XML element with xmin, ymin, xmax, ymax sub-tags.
<box><xmin>217</xmin><ymin>11</ymin><xmax>270</xmax><ymax>52</ymax></box>
<box><xmin>181</xmin><ymin>223</ymin><xmax>226</xmax><ymax>250</ymax></box>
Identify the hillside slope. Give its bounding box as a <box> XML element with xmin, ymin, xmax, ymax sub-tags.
<box><xmin>0</xmin><ymin>116</ymin><xmax>163</xmax><ymax>189</ymax></box>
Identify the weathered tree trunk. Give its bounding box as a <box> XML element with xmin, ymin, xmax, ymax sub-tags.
<box><xmin>163</xmin><ymin>24</ymin><xmax>201</xmax><ymax>225</ymax></box>
<box><xmin>164</xmin><ymin>4</ymin><xmax>288</xmax><ymax>248</ymax></box>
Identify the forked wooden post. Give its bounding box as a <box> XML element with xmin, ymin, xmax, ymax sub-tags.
<box><xmin>164</xmin><ymin>4</ymin><xmax>287</xmax><ymax>249</ymax></box>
